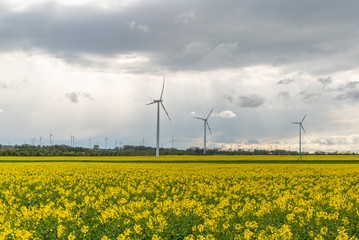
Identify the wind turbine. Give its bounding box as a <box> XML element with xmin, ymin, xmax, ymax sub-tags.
<box><xmin>171</xmin><ymin>136</ymin><xmax>176</xmax><ymax>151</ymax></box>
<box><xmin>194</xmin><ymin>107</ymin><xmax>214</xmax><ymax>155</ymax></box>
<box><xmin>70</xmin><ymin>134</ymin><xmax>75</xmax><ymax>147</ymax></box>
<box><xmin>105</xmin><ymin>136</ymin><xmax>109</xmax><ymax>149</ymax></box>
<box><xmin>49</xmin><ymin>131</ymin><xmax>53</xmax><ymax>146</ymax></box>
<box><xmin>291</xmin><ymin>114</ymin><xmax>306</xmax><ymax>160</ymax></box>
<box><xmin>147</xmin><ymin>77</ymin><xmax>171</xmax><ymax>157</ymax></box>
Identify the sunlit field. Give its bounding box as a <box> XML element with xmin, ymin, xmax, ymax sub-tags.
<box><xmin>1</xmin><ymin>156</ymin><xmax>359</xmax><ymax>239</ymax></box>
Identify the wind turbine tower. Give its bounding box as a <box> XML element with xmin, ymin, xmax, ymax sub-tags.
<box><xmin>291</xmin><ymin>114</ymin><xmax>306</xmax><ymax>160</ymax></box>
<box><xmin>105</xmin><ymin>136</ymin><xmax>109</xmax><ymax>149</ymax></box>
<box><xmin>147</xmin><ymin>77</ymin><xmax>171</xmax><ymax>157</ymax></box>
<box><xmin>194</xmin><ymin>107</ymin><xmax>214</xmax><ymax>155</ymax></box>
<box><xmin>49</xmin><ymin>131</ymin><xmax>53</xmax><ymax>146</ymax></box>
<box><xmin>171</xmin><ymin>136</ymin><xmax>176</xmax><ymax>150</ymax></box>
<box><xmin>71</xmin><ymin>134</ymin><xmax>74</xmax><ymax>147</ymax></box>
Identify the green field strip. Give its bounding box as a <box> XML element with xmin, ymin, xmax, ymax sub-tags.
<box><xmin>1</xmin><ymin>155</ymin><xmax>359</xmax><ymax>164</ymax></box>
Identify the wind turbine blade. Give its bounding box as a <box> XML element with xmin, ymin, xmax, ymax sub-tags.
<box><xmin>291</xmin><ymin>122</ymin><xmax>300</xmax><ymax>124</ymax></box>
<box><xmin>160</xmin><ymin>76</ymin><xmax>165</xmax><ymax>100</ymax></box>
<box><xmin>301</xmin><ymin>114</ymin><xmax>307</xmax><ymax>123</ymax></box>
<box><xmin>206</xmin><ymin>107</ymin><xmax>214</xmax><ymax>120</ymax></box>
<box><xmin>161</xmin><ymin>102</ymin><xmax>171</xmax><ymax>121</ymax></box>
<box><xmin>301</xmin><ymin>124</ymin><xmax>306</xmax><ymax>134</ymax></box>
<box><xmin>147</xmin><ymin>101</ymin><xmax>155</xmax><ymax>105</ymax></box>
<box><xmin>207</xmin><ymin>121</ymin><xmax>212</xmax><ymax>134</ymax></box>
<box><xmin>194</xmin><ymin>117</ymin><xmax>205</xmax><ymax>120</ymax></box>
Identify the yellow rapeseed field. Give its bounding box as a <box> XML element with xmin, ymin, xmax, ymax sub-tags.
<box><xmin>0</xmin><ymin>156</ymin><xmax>359</xmax><ymax>239</ymax></box>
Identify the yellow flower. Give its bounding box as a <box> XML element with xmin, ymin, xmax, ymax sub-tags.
<box><xmin>235</xmin><ymin>224</ymin><xmax>243</xmax><ymax>231</ymax></box>
<box><xmin>117</xmin><ymin>234</ymin><xmax>126</xmax><ymax>240</ymax></box>
<box><xmin>245</xmin><ymin>221</ymin><xmax>258</xmax><ymax>229</ymax></box>
<box><xmin>244</xmin><ymin>229</ymin><xmax>254</xmax><ymax>240</ymax></box>
<box><xmin>152</xmin><ymin>234</ymin><xmax>162</xmax><ymax>240</ymax></box>
<box><xmin>197</xmin><ymin>224</ymin><xmax>205</xmax><ymax>232</ymax></box>
<box><xmin>57</xmin><ymin>225</ymin><xmax>65</xmax><ymax>238</ymax></box>
<box><xmin>320</xmin><ymin>227</ymin><xmax>328</xmax><ymax>235</ymax></box>
<box><xmin>123</xmin><ymin>228</ymin><xmax>131</xmax><ymax>236</ymax></box>
<box><xmin>134</xmin><ymin>224</ymin><xmax>142</xmax><ymax>234</ymax></box>
<box><xmin>81</xmin><ymin>225</ymin><xmax>89</xmax><ymax>235</ymax></box>
<box><xmin>68</xmin><ymin>232</ymin><xmax>76</xmax><ymax>240</ymax></box>
<box><xmin>184</xmin><ymin>235</ymin><xmax>195</xmax><ymax>240</ymax></box>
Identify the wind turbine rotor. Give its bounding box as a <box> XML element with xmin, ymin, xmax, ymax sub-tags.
<box><xmin>206</xmin><ymin>107</ymin><xmax>214</xmax><ymax>120</ymax></box>
<box><xmin>160</xmin><ymin>77</ymin><xmax>165</xmax><ymax>100</ymax></box>
<box><xmin>160</xmin><ymin>102</ymin><xmax>171</xmax><ymax>121</ymax></box>
<box><xmin>206</xmin><ymin>121</ymin><xmax>212</xmax><ymax>134</ymax></box>
<box><xmin>301</xmin><ymin>124</ymin><xmax>306</xmax><ymax>134</ymax></box>
<box><xmin>194</xmin><ymin>117</ymin><xmax>205</xmax><ymax>120</ymax></box>
<box><xmin>301</xmin><ymin>114</ymin><xmax>307</xmax><ymax>123</ymax></box>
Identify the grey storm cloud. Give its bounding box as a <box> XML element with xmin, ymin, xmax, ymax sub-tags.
<box><xmin>237</xmin><ymin>94</ymin><xmax>265</xmax><ymax>108</ymax></box>
<box><xmin>1</xmin><ymin>1</ymin><xmax>359</xmax><ymax>72</ymax></box>
<box><xmin>276</xmin><ymin>78</ymin><xmax>295</xmax><ymax>85</ymax></box>
<box><xmin>299</xmin><ymin>91</ymin><xmax>321</xmax><ymax>104</ymax></box>
<box><xmin>334</xmin><ymin>81</ymin><xmax>359</xmax><ymax>91</ymax></box>
<box><xmin>65</xmin><ymin>92</ymin><xmax>94</xmax><ymax>103</ymax></box>
<box><xmin>277</xmin><ymin>91</ymin><xmax>290</xmax><ymax>101</ymax></box>
<box><xmin>318</xmin><ymin>76</ymin><xmax>332</xmax><ymax>85</ymax></box>
<box><xmin>345</xmin><ymin>81</ymin><xmax>359</xmax><ymax>89</ymax></box>
<box><xmin>336</xmin><ymin>90</ymin><xmax>359</xmax><ymax>101</ymax></box>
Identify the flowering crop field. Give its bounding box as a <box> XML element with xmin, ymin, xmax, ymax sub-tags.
<box><xmin>1</xmin><ymin>157</ymin><xmax>359</xmax><ymax>239</ymax></box>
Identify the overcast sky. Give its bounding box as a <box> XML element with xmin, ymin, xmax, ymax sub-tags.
<box><xmin>1</xmin><ymin>0</ymin><xmax>359</xmax><ymax>152</ymax></box>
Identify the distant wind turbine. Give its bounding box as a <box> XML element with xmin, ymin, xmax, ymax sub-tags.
<box><xmin>147</xmin><ymin>77</ymin><xmax>171</xmax><ymax>157</ymax></box>
<box><xmin>105</xmin><ymin>136</ymin><xmax>109</xmax><ymax>149</ymax></box>
<box><xmin>71</xmin><ymin>134</ymin><xmax>75</xmax><ymax>147</ymax></box>
<box><xmin>49</xmin><ymin>131</ymin><xmax>53</xmax><ymax>146</ymax></box>
<box><xmin>194</xmin><ymin>107</ymin><xmax>214</xmax><ymax>155</ymax></box>
<box><xmin>171</xmin><ymin>136</ymin><xmax>176</xmax><ymax>150</ymax></box>
<box><xmin>291</xmin><ymin>114</ymin><xmax>306</xmax><ymax>160</ymax></box>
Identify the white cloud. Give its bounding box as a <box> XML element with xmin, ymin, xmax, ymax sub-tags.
<box><xmin>129</xmin><ymin>21</ymin><xmax>150</xmax><ymax>33</ymax></box>
<box><xmin>183</xmin><ymin>42</ymin><xmax>211</xmax><ymax>56</ymax></box>
<box><xmin>199</xmin><ymin>43</ymin><xmax>238</xmax><ymax>68</ymax></box>
<box><xmin>214</xmin><ymin>110</ymin><xmax>236</xmax><ymax>119</ymax></box>
<box><xmin>175</xmin><ymin>10</ymin><xmax>201</xmax><ymax>24</ymax></box>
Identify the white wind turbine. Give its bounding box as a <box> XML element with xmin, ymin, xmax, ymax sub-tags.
<box><xmin>147</xmin><ymin>77</ymin><xmax>171</xmax><ymax>157</ymax></box>
<box><xmin>49</xmin><ymin>131</ymin><xmax>54</xmax><ymax>146</ymax></box>
<box><xmin>291</xmin><ymin>114</ymin><xmax>306</xmax><ymax>160</ymax></box>
<box><xmin>194</xmin><ymin>107</ymin><xmax>214</xmax><ymax>155</ymax></box>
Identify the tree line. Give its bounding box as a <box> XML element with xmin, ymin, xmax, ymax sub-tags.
<box><xmin>0</xmin><ymin>144</ymin><xmax>353</xmax><ymax>156</ymax></box>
